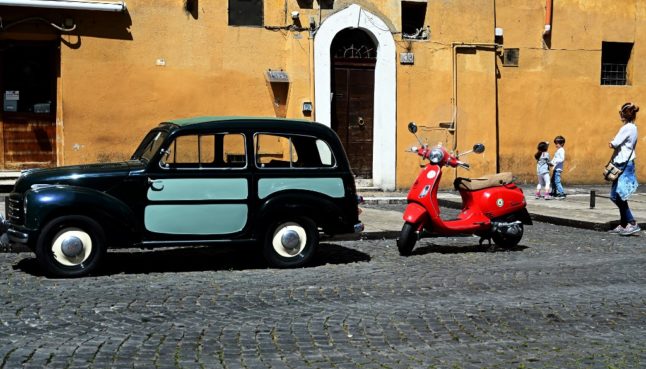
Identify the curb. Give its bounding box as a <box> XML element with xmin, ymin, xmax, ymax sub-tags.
<box><xmin>363</xmin><ymin>196</ymin><xmax>644</xmax><ymax>233</ymax></box>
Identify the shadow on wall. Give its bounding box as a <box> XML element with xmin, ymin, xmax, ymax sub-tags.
<box><xmin>1</xmin><ymin>6</ymin><xmax>133</xmax><ymax>42</ymax></box>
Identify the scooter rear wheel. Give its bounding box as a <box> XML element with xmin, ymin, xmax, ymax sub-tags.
<box><xmin>492</xmin><ymin>223</ymin><xmax>524</xmax><ymax>249</ymax></box>
<box><xmin>397</xmin><ymin>222</ymin><xmax>417</xmax><ymax>256</ymax></box>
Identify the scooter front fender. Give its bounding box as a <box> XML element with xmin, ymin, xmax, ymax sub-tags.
<box><xmin>402</xmin><ymin>202</ymin><xmax>429</xmax><ymax>226</ymax></box>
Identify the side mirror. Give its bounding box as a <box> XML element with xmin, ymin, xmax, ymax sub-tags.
<box><xmin>473</xmin><ymin>143</ymin><xmax>485</xmax><ymax>154</ymax></box>
<box><xmin>408</xmin><ymin>122</ymin><xmax>418</xmax><ymax>134</ymax></box>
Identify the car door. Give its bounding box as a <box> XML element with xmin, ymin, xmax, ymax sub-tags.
<box><xmin>141</xmin><ymin>131</ymin><xmax>251</xmax><ymax>242</ymax></box>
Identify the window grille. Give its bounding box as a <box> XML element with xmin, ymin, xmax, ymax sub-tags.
<box><xmin>601</xmin><ymin>63</ymin><xmax>627</xmax><ymax>85</ymax></box>
<box><xmin>600</xmin><ymin>42</ymin><xmax>632</xmax><ymax>86</ymax></box>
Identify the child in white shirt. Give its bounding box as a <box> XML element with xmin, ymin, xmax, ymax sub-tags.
<box><xmin>551</xmin><ymin>136</ymin><xmax>566</xmax><ymax>199</ymax></box>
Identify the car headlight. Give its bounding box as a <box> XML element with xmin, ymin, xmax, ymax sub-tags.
<box><xmin>428</xmin><ymin>148</ymin><xmax>444</xmax><ymax>164</ymax></box>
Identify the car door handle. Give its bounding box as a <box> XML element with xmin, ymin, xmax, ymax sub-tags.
<box><xmin>148</xmin><ymin>178</ymin><xmax>164</xmax><ymax>191</ymax></box>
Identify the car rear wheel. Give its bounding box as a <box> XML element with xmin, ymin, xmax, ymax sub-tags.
<box><xmin>263</xmin><ymin>217</ymin><xmax>317</xmax><ymax>268</ymax></box>
<box><xmin>35</xmin><ymin>215</ymin><xmax>106</xmax><ymax>278</ymax></box>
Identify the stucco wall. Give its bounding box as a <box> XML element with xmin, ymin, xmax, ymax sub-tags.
<box><xmin>1</xmin><ymin>0</ymin><xmax>645</xmax><ymax>188</ymax></box>
<box><xmin>496</xmin><ymin>0</ymin><xmax>646</xmax><ymax>184</ymax></box>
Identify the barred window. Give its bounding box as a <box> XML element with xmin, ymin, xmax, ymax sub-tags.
<box><xmin>601</xmin><ymin>42</ymin><xmax>633</xmax><ymax>86</ymax></box>
<box><xmin>228</xmin><ymin>0</ymin><xmax>263</xmax><ymax>27</ymax></box>
<box><xmin>402</xmin><ymin>1</ymin><xmax>429</xmax><ymax>40</ymax></box>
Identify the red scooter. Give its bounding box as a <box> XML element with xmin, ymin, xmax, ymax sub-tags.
<box><xmin>398</xmin><ymin>122</ymin><xmax>532</xmax><ymax>256</ymax></box>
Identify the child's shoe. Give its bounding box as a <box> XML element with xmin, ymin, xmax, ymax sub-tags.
<box><xmin>619</xmin><ymin>224</ymin><xmax>641</xmax><ymax>236</ymax></box>
<box><xmin>535</xmin><ymin>191</ymin><xmax>541</xmax><ymax>199</ymax></box>
<box><xmin>543</xmin><ymin>194</ymin><xmax>553</xmax><ymax>200</ymax></box>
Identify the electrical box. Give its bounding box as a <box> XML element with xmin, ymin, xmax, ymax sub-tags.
<box><xmin>3</xmin><ymin>91</ymin><xmax>19</xmax><ymax>112</ymax></box>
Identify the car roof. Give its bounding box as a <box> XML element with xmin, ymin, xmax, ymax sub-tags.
<box><xmin>160</xmin><ymin>116</ymin><xmax>335</xmax><ymax>136</ymax></box>
<box><xmin>164</xmin><ymin>116</ymin><xmax>312</xmax><ymax>127</ymax></box>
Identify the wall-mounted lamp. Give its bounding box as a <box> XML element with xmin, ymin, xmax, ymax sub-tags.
<box><xmin>291</xmin><ymin>11</ymin><xmax>300</xmax><ymax>20</ymax></box>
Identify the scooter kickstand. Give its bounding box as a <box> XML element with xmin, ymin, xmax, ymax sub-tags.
<box><xmin>479</xmin><ymin>236</ymin><xmax>494</xmax><ymax>250</ymax></box>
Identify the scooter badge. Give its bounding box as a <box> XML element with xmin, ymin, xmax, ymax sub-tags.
<box><xmin>496</xmin><ymin>198</ymin><xmax>504</xmax><ymax>207</ymax></box>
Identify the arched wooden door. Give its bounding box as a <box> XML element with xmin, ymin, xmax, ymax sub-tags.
<box><xmin>330</xmin><ymin>29</ymin><xmax>376</xmax><ymax>179</ymax></box>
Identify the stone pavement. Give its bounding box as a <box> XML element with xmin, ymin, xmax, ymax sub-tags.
<box><xmin>358</xmin><ymin>184</ymin><xmax>646</xmax><ymax>238</ymax></box>
<box><xmin>1</xmin><ymin>218</ymin><xmax>644</xmax><ymax>369</ymax></box>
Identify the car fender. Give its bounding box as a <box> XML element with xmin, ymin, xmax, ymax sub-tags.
<box><xmin>24</xmin><ymin>185</ymin><xmax>137</xmax><ymax>232</ymax></box>
<box><xmin>255</xmin><ymin>191</ymin><xmax>347</xmax><ymax>235</ymax></box>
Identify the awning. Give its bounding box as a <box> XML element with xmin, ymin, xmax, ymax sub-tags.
<box><xmin>0</xmin><ymin>0</ymin><xmax>126</xmax><ymax>12</ymax></box>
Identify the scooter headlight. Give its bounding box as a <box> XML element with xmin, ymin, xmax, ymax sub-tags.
<box><xmin>428</xmin><ymin>148</ymin><xmax>444</xmax><ymax>164</ymax></box>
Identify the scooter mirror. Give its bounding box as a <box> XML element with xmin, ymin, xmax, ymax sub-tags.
<box><xmin>408</xmin><ymin>122</ymin><xmax>418</xmax><ymax>134</ymax></box>
<box><xmin>473</xmin><ymin>143</ymin><xmax>485</xmax><ymax>154</ymax></box>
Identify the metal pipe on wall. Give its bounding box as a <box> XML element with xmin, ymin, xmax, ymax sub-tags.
<box><xmin>544</xmin><ymin>0</ymin><xmax>553</xmax><ymax>36</ymax></box>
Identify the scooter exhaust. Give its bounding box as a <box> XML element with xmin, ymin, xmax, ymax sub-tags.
<box><xmin>492</xmin><ymin>220</ymin><xmax>523</xmax><ymax>236</ymax></box>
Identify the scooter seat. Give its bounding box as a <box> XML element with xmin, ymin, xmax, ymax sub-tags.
<box><xmin>454</xmin><ymin>172</ymin><xmax>514</xmax><ymax>191</ymax></box>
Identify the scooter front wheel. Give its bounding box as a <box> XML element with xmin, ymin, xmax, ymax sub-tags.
<box><xmin>397</xmin><ymin>222</ymin><xmax>418</xmax><ymax>256</ymax></box>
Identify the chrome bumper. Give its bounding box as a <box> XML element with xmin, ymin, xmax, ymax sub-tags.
<box><xmin>0</xmin><ymin>214</ymin><xmax>29</xmax><ymax>248</ymax></box>
<box><xmin>321</xmin><ymin>222</ymin><xmax>364</xmax><ymax>241</ymax></box>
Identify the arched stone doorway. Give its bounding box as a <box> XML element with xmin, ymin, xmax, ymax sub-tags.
<box><xmin>330</xmin><ymin>29</ymin><xmax>376</xmax><ymax>179</ymax></box>
<box><xmin>314</xmin><ymin>4</ymin><xmax>396</xmax><ymax>190</ymax></box>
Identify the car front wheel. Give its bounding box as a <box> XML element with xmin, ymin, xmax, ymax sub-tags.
<box><xmin>35</xmin><ymin>215</ymin><xmax>106</xmax><ymax>278</ymax></box>
<box><xmin>263</xmin><ymin>217</ymin><xmax>317</xmax><ymax>268</ymax></box>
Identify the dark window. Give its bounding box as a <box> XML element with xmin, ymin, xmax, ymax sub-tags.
<box><xmin>1</xmin><ymin>41</ymin><xmax>58</xmax><ymax>114</ymax></box>
<box><xmin>228</xmin><ymin>0</ymin><xmax>263</xmax><ymax>27</ymax></box>
<box><xmin>402</xmin><ymin>1</ymin><xmax>428</xmax><ymax>40</ymax></box>
<box><xmin>502</xmin><ymin>48</ymin><xmax>519</xmax><ymax>67</ymax></box>
<box><xmin>601</xmin><ymin>42</ymin><xmax>633</xmax><ymax>85</ymax></box>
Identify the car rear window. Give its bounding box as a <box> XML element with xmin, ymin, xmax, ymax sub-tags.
<box><xmin>254</xmin><ymin>133</ymin><xmax>335</xmax><ymax>169</ymax></box>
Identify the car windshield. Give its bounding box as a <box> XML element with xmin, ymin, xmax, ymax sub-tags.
<box><xmin>131</xmin><ymin>129</ymin><xmax>169</xmax><ymax>163</ymax></box>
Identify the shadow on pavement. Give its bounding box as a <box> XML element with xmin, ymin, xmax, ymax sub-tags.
<box><xmin>412</xmin><ymin>242</ymin><xmax>528</xmax><ymax>255</ymax></box>
<box><xmin>12</xmin><ymin>242</ymin><xmax>371</xmax><ymax>277</ymax></box>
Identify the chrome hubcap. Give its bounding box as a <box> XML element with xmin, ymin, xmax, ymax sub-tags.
<box><xmin>61</xmin><ymin>236</ymin><xmax>84</xmax><ymax>258</ymax></box>
<box><xmin>51</xmin><ymin>228</ymin><xmax>93</xmax><ymax>266</ymax></box>
<box><xmin>272</xmin><ymin>222</ymin><xmax>307</xmax><ymax>258</ymax></box>
<box><xmin>281</xmin><ymin>230</ymin><xmax>301</xmax><ymax>250</ymax></box>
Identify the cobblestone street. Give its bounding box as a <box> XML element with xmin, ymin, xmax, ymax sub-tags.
<box><xmin>1</xmin><ymin>213</ymin><xmax>645</xmax><ymax>369</ymax></box>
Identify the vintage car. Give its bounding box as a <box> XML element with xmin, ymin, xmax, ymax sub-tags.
<box><xmin>0</xmin><ymin>117</ymin><xmax>364</xmax><ymax>277</ymax></box>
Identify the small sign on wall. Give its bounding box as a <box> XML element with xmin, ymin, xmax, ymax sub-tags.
<box><xmin>265</xmin><ymin>69</ymin><xmax>290</xmax><ymax>83</ymax></box>
<box><xmin>400</xmin><ymin>52</ymin><xmax>414</xmax><ymax>65</ymax></box>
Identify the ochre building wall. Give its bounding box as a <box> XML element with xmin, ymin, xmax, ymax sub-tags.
<box><xmin>1</xmin><ymin>0</ymin><xmax>644</xmax><ymax>188</ymax></box>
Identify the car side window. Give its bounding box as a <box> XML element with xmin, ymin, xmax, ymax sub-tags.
<box><xmin>163</xmin><ymin>133</ymin><xmax>246</xmax><ymax>169</ymax></box>
<box><xmin>254</xmin><ymin>133</ymin><xmax>336</xmax><ymax>169</ymax></box>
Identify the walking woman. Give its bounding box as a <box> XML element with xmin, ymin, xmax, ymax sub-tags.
<box><xmin>608</xmin><ymin>102</ymin><xmax>641</xmax><ymax>236</ymax></box>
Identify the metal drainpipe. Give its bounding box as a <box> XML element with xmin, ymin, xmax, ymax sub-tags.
<box><xmin>544</xmin><ymin>0</ymin><xmax>553</xmax><ymax>36</ymax></box>
<box><xmin>0</xmin><ymin>0</ymin><xmax>127</xmax><ymax>12</ymax></box>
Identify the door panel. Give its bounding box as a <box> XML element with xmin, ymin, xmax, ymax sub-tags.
<box><xmin>142</xmin><ymin>132</ymin><xmax>251</xmax><ymax>239</ymax></box>
<box><xmin>332</xmin><ymin>63</ymin><xmax>374</xmax><ymax>178</ymax></box>
<box><xmin>145</xmin><ymin>204</ymin><xmax>248</xmax><ymax>235</ymax></box>
<box><xmin>2</xmin><ymin>114</ymin><xmax>56</xmax><ymax>168</ymax></box>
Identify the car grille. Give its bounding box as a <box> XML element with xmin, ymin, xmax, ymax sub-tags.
<box><xmin>6</xmin><ymin>194</ymin><xmax>24</xmax><ymax>225</ymax></box>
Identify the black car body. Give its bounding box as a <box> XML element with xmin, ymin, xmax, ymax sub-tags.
<box><xmin>1</xmin><ymin>117</ymin><xmax>363</xmax><ymax>277</ymax></box>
